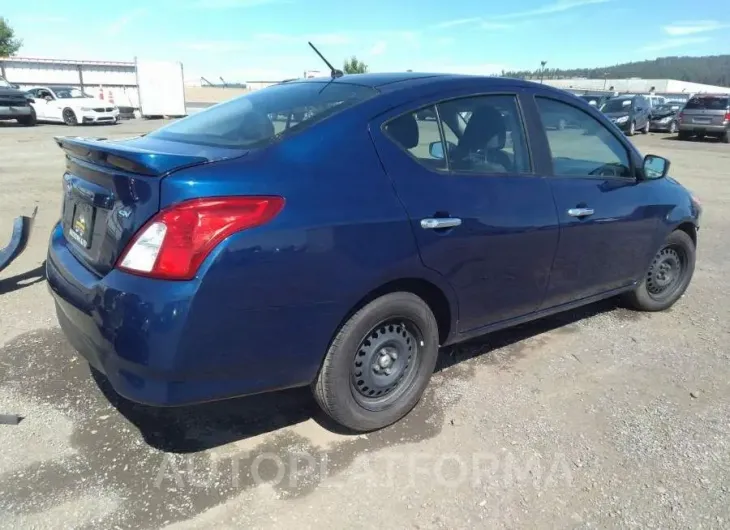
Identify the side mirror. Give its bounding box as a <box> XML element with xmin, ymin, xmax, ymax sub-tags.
<box><xmin>429</xmin><ymin>141</ymin><xmax>444</xmax><ymax>159</ymax></box>
<box><xmin>643</xmin><ymin>154</ymin><xmax>670</xmax><ymax>180</ymax></box>
<box><xmin>429</xmin><ymin>140</ymin><xmax>456</xmax><ymax>160</ymax></box>
<box><xmin>10</xmin><ymin>83</ymin><xmax>20</xmax><ymax>89</ymax></box>
<box><xmin>44</xmin><ymin>96</ymin><xmax>53</xmax><ymax>102</ymax></box>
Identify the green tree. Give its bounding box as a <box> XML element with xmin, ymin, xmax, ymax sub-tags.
<box><xmin>0</xmin><ymin>17</ymin><xmax>22</xmax><ymax>57</ymax></box>
<box><xmin>343</xmin><ymin>56</ymin><xmax>368</xmax><ymax>74</ymax></box>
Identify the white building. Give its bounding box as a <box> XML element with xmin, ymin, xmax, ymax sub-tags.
<box><xmin>543</xmin><ymin>78</ymin><xmax>730</xmax><ymax>97</ymax></box>
<box><xmin>0</xmin><ymin>56</ymin><xmax>140</xmax><ymax>108</ymax></box>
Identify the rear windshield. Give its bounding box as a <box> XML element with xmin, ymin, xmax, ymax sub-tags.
<box><xmin>601</xmin><ymin>99</ymin><xmax>632</xmax><ymax>112</ymax></box>
<box><xmin>684</xmin><ymin>96</ymin><xmax>729</xmax><ymax>110</ymax></box>
<box><xmin>149</xmin><ymin>81</ymin><xmax>378</xmax><ymax>148</ymax></box>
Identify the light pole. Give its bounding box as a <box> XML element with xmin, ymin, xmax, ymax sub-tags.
<box><xmin>540</xmin><ymin>61</ymin><xmax>548</xmax><ymax>83</ymax></box>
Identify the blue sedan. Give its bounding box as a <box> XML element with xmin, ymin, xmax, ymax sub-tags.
<box><xmin>47</xmin><ymin>73</ymin><xmax>701</xmax><ymax>431</ymax></box>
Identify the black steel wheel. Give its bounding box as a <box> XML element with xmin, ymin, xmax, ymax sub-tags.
<box><xmin>645</xmin><ymin>246</ymin><xmax>686</xmax><ymax>301</ymax></box>
<box><xmin>313</xmin><ymin>292</ymin><xmax>440</xmax><ymax>432</ymax></box>
<box><xmin>624</xmin><ymin>230</ymin><xmax>696</xmax><ymax>311</ymax></box>
<box><xmin>351</xmin><ymin>319</ymin><xmax>422</xmax><ymax>410</ymax></box>
<box><xmin>63</xmin><ymin>108</ymin><xmax>78</xmax><ymax>126</ymax></box>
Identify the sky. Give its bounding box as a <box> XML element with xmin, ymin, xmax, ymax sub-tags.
<box><xmin>3</xmin><ymin>0</ymin><xmax>730</xmax><ymax>82</ymax></box>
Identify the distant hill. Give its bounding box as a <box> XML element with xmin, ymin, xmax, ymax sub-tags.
<box><xmin>502</xmin><ymin>55</ymin><xmax>730</xmax><ymax>87</ymax></box>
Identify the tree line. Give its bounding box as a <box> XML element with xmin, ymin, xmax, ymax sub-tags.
<box><xmin>502</xmin><ymin>55</ymin><xmax>730</xmax><ymax>87</ymax></box>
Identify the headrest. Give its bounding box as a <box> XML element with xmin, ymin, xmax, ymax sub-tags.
<box><xmin>385</xmin><ymin>113</ymin><xmax>419</xmax><ymax>149</ymax></box>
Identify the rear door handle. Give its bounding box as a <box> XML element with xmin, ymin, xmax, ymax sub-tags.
<box><xmin>567</xmin><ymin>208</ymin><xmax>594</xmax><ymax>218</ymax></box>
<box><xmin>421</xmin><ymin>218</ymin><xmax>462</xmax><ymax>230</ymax></box>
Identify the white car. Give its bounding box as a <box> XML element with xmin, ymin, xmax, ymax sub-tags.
<box><xmin>26</xmin><ymin>86</ymin><xmax>119</xmax><ymax>125</ymax></box>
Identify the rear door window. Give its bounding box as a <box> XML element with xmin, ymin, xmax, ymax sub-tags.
<box><xmin>150</xmin><ymin>82</ymin><xmax>377</xmax><ymax>148</ymax></box>
<box><xmin>684</xmin><ymin>97</ymin><xmax>730</xmax><ymax>110</ymax></box>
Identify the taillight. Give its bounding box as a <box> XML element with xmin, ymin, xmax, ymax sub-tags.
<box><xmin>117</xmin><ymin>196</ymin><xmax>284</xmax><ymax>280</ymax></box>
<box><xmin>724</xmin><ymin>111</ymin><xmax>730</xmax><ymax>121</ymax></box>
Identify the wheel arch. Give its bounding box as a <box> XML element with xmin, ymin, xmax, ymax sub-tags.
<box><xmin>675</xmin><ymin>221</ymin><xmax>697</xmax><ymax>246</ymax></box>
<box><xmin>336</xmin><ymin>277</ymin><xmax>457</xmax><ymax>348</ymax></box>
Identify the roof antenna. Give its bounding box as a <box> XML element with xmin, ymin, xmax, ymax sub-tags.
<box><xmin>308</xmin><ymin>41</ymin><xmax>344</xmax><ymax>79</ymax></box>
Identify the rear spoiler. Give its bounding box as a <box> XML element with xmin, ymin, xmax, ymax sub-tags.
<box><xmin>54</xmin><ymin>136</ymin><xmax>209</xmax><ymax>177</ymax></box>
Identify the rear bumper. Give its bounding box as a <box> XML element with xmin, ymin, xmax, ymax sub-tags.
<box><xmin>678</xmin><ymin>123</ymin><xmax>728</xmax><ymax>134</ymax></box>
<box><xmin>0</xmin><ymin>105</ymin><xmax>32</xmax><ymax>119</ymax></box>
<box><xmin>47</xmin><ymin>222</ymin><xmax>338</xmax><ymax>406</ymax></box>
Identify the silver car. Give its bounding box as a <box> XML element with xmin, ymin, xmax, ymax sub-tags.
<box><xmin>678</xmin><ymin>94</ymin><xmax>730</xmax><ymax>143</ymax></box>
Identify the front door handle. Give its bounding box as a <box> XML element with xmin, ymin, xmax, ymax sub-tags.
<box><xmin>567</xmin><ymin>208</ymin><xmax>595</xmax><ymax>218</ymax></box>
<box><xmin>421</xmin><ymin>218</ymin><xmax>462</xmax><ymax>230</ymax></box>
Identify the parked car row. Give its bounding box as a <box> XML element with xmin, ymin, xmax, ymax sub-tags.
<box><xmin>562</xmin><ymin>91</ymin><xmax>729</xmax><ymax>143</ymax></box>
<box><xmin>0</xmin><ymin>76</ymin><xmax>120</xmax><ymax>127</ymax></box>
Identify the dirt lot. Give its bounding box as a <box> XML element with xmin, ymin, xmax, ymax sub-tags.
<box><xmin>1</xmin><ymin>120</ymin><xmax>729</xmax><ymax>529</ymax></box>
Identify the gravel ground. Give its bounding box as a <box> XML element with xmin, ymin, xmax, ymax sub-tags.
<box><xmin>1</xmin><ymin>120</ymin><xmax>729</xmax><ymax>529</ymax></box>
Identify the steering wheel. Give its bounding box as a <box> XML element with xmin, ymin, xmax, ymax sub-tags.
<box><xmin>588</xmin><ymin>163</ymin><xmax>625</xmax><ymax>177</ymax></box>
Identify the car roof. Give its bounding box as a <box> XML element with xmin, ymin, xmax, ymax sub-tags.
<box><xmin>290</xmin><ymin>72</ymin><xmax>566</xmax><ymax>95</ymax></box>
<box><xmin>294</xmin><ymin>72</ymin><xmax>459</xmax><ymax>87</ymax></box>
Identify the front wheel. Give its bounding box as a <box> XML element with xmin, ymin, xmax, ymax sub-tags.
<box><xmin>668</xmin><ymin>121</ymin><xmax>677</xmax><ymax>134</ymax></box>
<box><xmin>624</xmin><ymin>230</ymin><xmax>696</xmax><ymax>312</ymax></box>
<box><xmin>313</xmin><ymin>292</ymin><xmax>440</xmax><ymax>432</ymax></box>
<box><xmin>642</xmin><ymin>119</ymin><xmax>650</xmax><ymax>134</ymax></box>
<box><xmin>627</xmin><ymin>121</ymin><xmax>636</xmax><ymax>136</ymax></box>
<box><xmin>62</xmin><ymin>108</ymin><xmax>78</xmax><ymax>126</ymax></box>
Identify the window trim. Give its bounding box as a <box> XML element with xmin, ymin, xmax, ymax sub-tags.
<box><xmin>380</xmin><ymin>91</ymin><xmax>535</xmax><ymax>177</ymax></box>
<box><xmin>534</xmin><ymin>94</ymin><xmax>637</xmax><ymax>181</ymax></box>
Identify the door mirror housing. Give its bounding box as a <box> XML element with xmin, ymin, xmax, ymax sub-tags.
<box><xmin>429</xmin><ymin>140</ymin><xmax>456</xmax><ymax>160</ymax></box>
<box><xmin>643</xmin><ymin>154</ymin><xmax>670</xmax><ymax>180</ymax></box>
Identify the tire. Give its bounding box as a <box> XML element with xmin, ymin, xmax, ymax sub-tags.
<box><xmin>557</xmin><ymin>118</ymin><xmax>567</xmax><ymax>131</ymax></box>
<box><xmin>678</xmin><ymin>130</ymin><xmax>690</xmax><ymax>141</ymax></box>
<box><xmin>721</xmin><ymin>131</ymin><xmax>730</xmax><ymax>144</ymax></box>
<box><xmin>313</xmin><ymin>292</ymin><xmax>440</xmax><ymax>432</ymax></box>
<box><xmin>642</xmin><ymin>119</ymin><xmax>650</xmax><ymax>134</ymax></box>
<box><xmin>627</xmin><ymin>121</ymin><xmax>635</xmax><ymax>136</ymax></box>
<box><xmin>624</xmin><ymin>230</ymin><xmax>696</xmax><ymax>312</ymax></box>
<box><xmin>16</xmin><ymin>107</ymin><xmax>37</xmax><ymax>126</ymax></box>
<box><xmin>62</xmin><ymin>108</ymin><xmax>78</xmax><ymax>126</ymax></box>
<box><xmin>668</xmin><ymin>121</ymin><xmax>677</xmax><ymax>134</ymax></box>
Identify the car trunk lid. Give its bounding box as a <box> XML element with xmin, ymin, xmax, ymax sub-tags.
<box><xmin>55</xmin><ymin>135</ymin><xmax>247</xmax><ymax>276</ymax></box>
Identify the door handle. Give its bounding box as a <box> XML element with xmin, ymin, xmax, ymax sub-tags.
<box><xmin>421</xmin><ymin>218</ymin><xmax>462</xmax><ymax>230</ymax></box>
<box><xmin>567</xmin><ymin>208</ymin><xmax>594</xmax><ymax>218</ymax></box>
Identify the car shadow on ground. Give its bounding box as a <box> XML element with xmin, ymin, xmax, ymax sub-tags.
<box><xmin>0</xmin><ymin>261</ymin><xmax>46</xmax><ymax>295</ymax></box>
<box><xmin>661</xmin><ymin>135</ymin><xmax>724</xmax><ymax>143</ymax></box>
<box><xmin>96</xmin><ymin>297</ymin><xmax>624</xmax><ymax>453</ymax></box>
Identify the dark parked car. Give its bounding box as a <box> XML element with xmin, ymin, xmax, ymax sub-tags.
<box><xmin>47</xmin><ymin>73</ymin><xmax>701</xmax><ymax>432</ymax></box>
<box><xmin>601</xmin><ymin>95</ymin><xmax>651</xmax><ymax>136</ymax></box>
<box><xmin>677</xmin><ymin>94</ymin><xmax>730</xmax><ymax>143</ymax></box>
<box><xmin>0</xmin><ymin>76</ymin><xmax>36</xmax><ymax>126</ymax></box>
<box><xmin>649</xmin><ymin>103</ymin><xmax>683</xmax><ymax>133</ymax></box>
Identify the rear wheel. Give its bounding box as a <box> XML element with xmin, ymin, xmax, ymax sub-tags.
<box><xmin>678</xmin><ymin>130</ymin><xmax>690</xmax><ymax>140</ymax></box>
<box><xmin>627</xmin><ymin>121</ymin><xmax>636</xmax><ymax>136</ymax></box>
<box><xmin>624</xmin><ymin>230</ymin><xmax>695</xmax><ymax>312</ymax></box>
<box><xmin>16</xmin><ymin>107</ymin><xmax>37</xmax><ymax>127</ymax></box>
<box><xmin>62</xmin><ymin>108</ymin><xmax>78</xmax><ymax>126</ymax></box>
<box><xmin>642</xmin><ymin>119</ymin><xmax>650</xmax><ymax>134</ymax></box>
<box><xmin>721</xmin><ymin>131</ymin><xmax>729</xmax><ymax>144</ymax></box>
<box><xmin>313</xmin><ymin>292</ymin><xmax>440</xmax><ymax>432</ymax></box>
<box><xmin>668</xmin><ymin>121</ymin><xmax>676</xmax><ymax>134</ymax></box>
